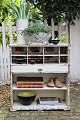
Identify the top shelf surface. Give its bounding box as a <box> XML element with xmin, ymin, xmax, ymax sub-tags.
<box><xmin>9</xmin><ymin>43</ymin><xmax>70</xmax><ymax>47</ymax></box>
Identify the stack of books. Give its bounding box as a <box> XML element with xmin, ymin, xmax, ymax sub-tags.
<box><xmin>39</xmin><ymin>97</ymin><xmax>59</xmax><ymax>105</ymax></box>
<box><xmin>16</xmin><ymin>77</ymin><xmax>44</xmax><ymax>88</ymax></box>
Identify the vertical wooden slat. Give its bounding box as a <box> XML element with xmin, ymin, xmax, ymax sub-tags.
<box><xmin>58</xmin><ymin>23</ymin><xmax>62</xmax><ymax>40</ymax></box>
<box><xmin>7</xmin><ymin>45</ymin><xmax>10</xmax><ymax>80</ymax></box>
<box><xmin>51</xmin><ymin>18</ymin><xmax>54</xmax><ymax>39</ymax></box>
<box><xmin>2</xmin><ymin>22</ymin><xmax>7</xmax><ymax>81</ymax></box>
<box><xmin>70</xmin><ymin>21</ymin><xmax>77</xmax><ymax>81</ymax></box>
<box><xmin>44</xmin><ymin>19</ymin><xmax>47</xmax><ymax>28</ymax></box>
<box><xmin>59</xmin><ymin>47</ymin><xmax>60</xmax><ymax>64</ymax></box>
<box><xmin>65</xmin><ymin>23</ymin><xmax>68</xmax><ymax>43</ymax></box>
<box><xmin>70</xmin><ymin>19</ymin><xmax>80</xmax><ymax>82</ymax></box>
<box><xmin>9</xmin><ymin>22</ymin><xmax>13</xmax><ymax>44</ymax></box>
<box><xmin>0</xmin><ymin>46</ymin><xmax>4</xmax><ymax>82</ymax></box>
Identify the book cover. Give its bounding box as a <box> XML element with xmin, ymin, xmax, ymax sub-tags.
<box><xmin>17</xmin><ymin>84</ymin><xmax>43</xmax><ymax>88</ymax></box>
<box><xmin>16</xmin><ymin>81</ymin><xmax>44</xmax><ymax>85</ymax></box>
<box><xmin>17</xmin><ymin>77</ymin><xmax>43</xmax><ymax>82</ymax></box>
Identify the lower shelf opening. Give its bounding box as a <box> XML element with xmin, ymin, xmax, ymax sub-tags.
<box><xmin>12</xmin><ymin>100</ymin><xmax>70</xmax><ymax>111</ymax></box>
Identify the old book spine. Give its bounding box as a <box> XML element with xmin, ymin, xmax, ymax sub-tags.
<box><xmin>16</xmin><ymin>81</ymin><xmax>44</xmax><ymax>85</ymax></box>
<box><xmin>17</xmin><ymin>84</ymin><xmax>43</xmax><ymax>88</ymax></box>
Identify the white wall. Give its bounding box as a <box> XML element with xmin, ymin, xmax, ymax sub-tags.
<box><xmin>70</xmin><ymin>19</ymin><xmax>80</xmax><ymax>82</ymax></box>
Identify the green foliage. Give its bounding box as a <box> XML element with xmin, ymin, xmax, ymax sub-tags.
<box><xmin>61</xmin><ymin>35</ymin><xmax>66</xmax><ymax>43</ymax></box>
<box><xmin>22</xmin><ymin>23</ymin><xmax>50</xmax><ymax>36</ymax></box>
<box><xmin>29</xmin><ymin>6</ymin><xmax>43</xmax><ymax>21</ymax></box>
<box><xmin>0</xmin><ymin>0</ymin><xmax>43</xmax><ymax>25</ymax></box>
<box><xmin>6</xmin><ymin>33</ymin><xmax>10</xmax><ymax>44</ymax></box>
<box><xmin>6</xmin><ymin>0</ymin><xmax>30</xmax><ymax>19</ymax></box>
<box><xmin>29</xmin><ymin>0</ymin><xmax>80</xmax><ymax>24</ymax></box>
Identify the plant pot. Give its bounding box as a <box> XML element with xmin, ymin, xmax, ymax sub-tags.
<box><xmin>24</xmin><ymin>32</ymin><xmax>51</xmax><ymax>44</ymax></box>
<box><xmin>16</xmin><ymin>19</ymin><xmax>28</xmax><ymax>45</ymax></box>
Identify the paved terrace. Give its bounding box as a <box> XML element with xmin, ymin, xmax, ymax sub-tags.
<box><xmin>0</xmin><ymin>82</ymin><xmax>80</xmax><ymax>120</ymax></box>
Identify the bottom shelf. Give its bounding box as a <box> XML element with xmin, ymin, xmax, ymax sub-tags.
<box><xmin>12</xmin><ymin>101</ymin><xmax>70</xmax><ymax>111</ymax></box>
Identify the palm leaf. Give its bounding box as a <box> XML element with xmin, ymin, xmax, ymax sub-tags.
<box><xmin>6</xmin><ymin>4</ymin><xmax>20</xmax><ymax>18</ymax></box>
<box><xmin>20</xmin><ymin>1</ymin><xmax>25</xmax><ymax>19</ymax></box>
<box><xmin>12</xmin><ymin>3</ymin><xmax>21</xmax><ymax>18</ymax></box>
<box><xmin>25</xmin><ymin>2</ymin><xmax>30</xmax><ymax>18</ymax></box>
<box><xmin>20</xmin><ymin>1</ymin><xmax>24</xmax><ymax>19</ymax></box>
<box><xmin>6</xmin><ymin>0</ymin><xmax>30</xmax><ymax>19</ymax></box>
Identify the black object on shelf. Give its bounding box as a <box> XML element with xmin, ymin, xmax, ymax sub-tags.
<box><xmin>50</xmin><ymin>40</ymin><xmax>60</xmax><ymax>44</ymax></box>
<box><xmin>17</xmin><ymin>92</ymin><xmax>36</xmax><ymax>105</ymax></box>
<box><xmin>12</xmin><ymin>57</ymin><xmax>27</xmax><ymax>64</ymax></box>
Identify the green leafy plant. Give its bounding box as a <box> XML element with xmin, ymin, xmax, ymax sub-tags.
<box><xmin>61</xmin><ymin>35</ymin><xmax>66</xmax><ymax>43</ymax></box>
<box><xmin>54</xmin><ymin>37</ymin><xmax>59</xmax><ymax>40</ymax></box>
<box><xmin>22</xmin><ymin>23</ymin><xmax>51</xmax><ymax>36</ymax></box>
<box><xmin>6</xmin><ymin>0</ymin><xmax>30</xmax><ymax>19</ymax></box>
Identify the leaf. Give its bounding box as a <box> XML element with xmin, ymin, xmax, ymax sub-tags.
<box><xmin>12</xmin><ymin>3</ymin><xmax>20</xmax><ymax>18</ymax></box>
<box><xmin>25</xmin><ymin>2</ymin><xmax>30</xmax><ymax>18</ymax></box>
<box><xmin>21</xmin><ymin>1</ymin><xmax>26</xmax><ymax>19</ymax></box>
<box><xmin>6</xmin><ymin>4</ymin><xmax>20</xmax><ymax>18</ymax></box>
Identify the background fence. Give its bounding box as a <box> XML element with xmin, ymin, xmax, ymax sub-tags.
<box><xmin>0</xmin><ymin>19</ymin><xmax>79</xmax><ymax>83</ymax></box>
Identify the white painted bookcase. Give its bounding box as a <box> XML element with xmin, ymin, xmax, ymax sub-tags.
<box><xmin>10</xmin><ymin>43</ymin><xmax>70</xmax><ymax>111</ymax></box>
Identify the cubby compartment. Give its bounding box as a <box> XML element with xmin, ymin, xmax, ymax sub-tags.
<box><xmin>12</xmin><ymin>73</ymin><xmax>68</xmax><ymax>87</ymax></box>
<box><xmin>12</xmin><ymin>47</ymin><xmax>27</xmax><ymax>55</ymax></box>
<box><xmin>60</xmin><ymin>56</ymin><xmax>68</xmax><ymax>63</ymax></box>
<box><xmin>28</xmin><ymin>56</ymin><xmax>43</xmax><ymax>64</ymax></box>
<box><xmin>60</xmin><ymin>47</ymin><xmax>68</xmax><ymax>54</ymax></box>
<box><xmin>12</xmin><ymin>56</ymin><xmax>27</xmax><ymax>64</ymax></box>
<box><xmin>12</xmin><ymin>90</ymin><xmax>68</xmax><ymax>110</ymax></box>
<box><xmin>28</xmin><ymin>47</ymin><xmax>43</xmax><ymax>55</ymax></box>
<box><xmin>44</xmin><ymin>56</ymin><xmax>59</xmax><ymax>63</ymax></box>
<box><xmin>44</xmin><ymin>47</ymin><xmax>59</xmax><ymax>55</ymax></box>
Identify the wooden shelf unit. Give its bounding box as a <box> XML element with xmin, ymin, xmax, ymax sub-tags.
<box><xmin>10</xmin><ymin>44</ymin><xmax>70</xmax><ymax>111</ymax></box>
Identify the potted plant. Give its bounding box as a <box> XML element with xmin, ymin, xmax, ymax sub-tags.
<box><xmin>6</xmin><ymin>0</ymin><xmax>30</xmax><ymax>44</ymax></box>
<box><xmin>22</xmin><ymin>23</ymin><xmax>51</xmax><ymax>44</ymax></box>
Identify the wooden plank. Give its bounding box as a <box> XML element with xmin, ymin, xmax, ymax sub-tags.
<box><xmin>13</xmin><ymin>83</ymin><xmax>67</xmax><ymax>90</ymax></box>
<box><xmin>70</xmin><ymin>22</ymin><xmax>77</xmax><ymax>81</ymax></box>
<box><xmin>70</xmin><ymin>19</ymin><xmax>80</xmax><ymax>81</ymax></box>
<box><xmin>58</xmin><ymin>23</ymin><xmax>62</xmax><ymax>40</ymax></box>
<box><xmin>12</xmin><ymin>101</ymin><xmax>68</xmax><ymax>111</ymax></box>
<box><xmin>2</xmin><ymin>22</ymin><xmax>7</xmax><ymax>81</ymax></box>
<box><xmin>51</xmin><ymin>18</ymin><xmax>54</xmax><ymax>39</ymax></box>
<box><xmin>0</xmin><ymin>46</ymin><xmax>4</xmax><ymax>82</ymax></box>
<box><xmin>9</xmin><ymin>22</ymin><xmax>13</xmax><ymax>44</ymax></box>
<box><xmin>44</xmin><ymin>19</ymin><xmax>47</xmax><ymax>29</ymax></box>
<box><xmin>11</xmin><ymin>64</ymin><xmax>68</xmax><ymax>73</ymax></box>
<box><xmin>7</xmin><ymin>45</ymin><xmax>10</xmax><ymax>81</ymax></box>
<box><xmin>65</xmin><ymin>23</ymin><xmax>68</xmax><ymax>43</ymax></box>
<box><xmin>0</xmin><ymin>26</ymin><xmax>16</xmax><ymax>32</ymax></box>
